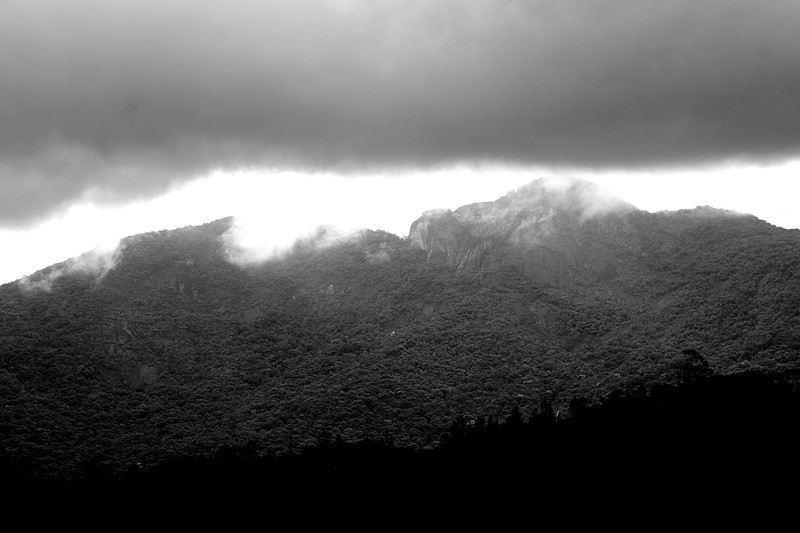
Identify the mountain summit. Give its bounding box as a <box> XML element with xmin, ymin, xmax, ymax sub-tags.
<box><xmin>409</xmin><ymin>178</ymin><xmax>638</xmax><ymax>286</ymax></box>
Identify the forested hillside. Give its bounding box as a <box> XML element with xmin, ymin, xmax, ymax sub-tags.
<box><xmin>2</xmin><ymin>179</ymin><xmax>799</xmax><ymax>480</ymax></box>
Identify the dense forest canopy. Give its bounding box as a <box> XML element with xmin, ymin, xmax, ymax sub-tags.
<box><xmin>2</xmin><ymin>179</ymin><xmax>799</xmax><ymax>480</ymax></box>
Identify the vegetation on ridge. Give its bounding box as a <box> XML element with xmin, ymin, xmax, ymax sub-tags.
<box><xmin>1</xmin><ymin>182</ymin><xmax>799</xmax><ymax>480</ymax></box>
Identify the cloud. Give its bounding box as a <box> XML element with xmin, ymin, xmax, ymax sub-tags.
<box><xmin>17</xmin><ymin>241</ymin><xmax>121</xmax><ymax>291</ymax></box>
<box><xmin>2</xmin><ymin>0</ymin><xmax>799</xmax><ymax>225</ymax></box>
<box><xmin>537</xmin><ymin>176</ymin><xmax>635</xmax><ymax>221</ymax></box>
<box><xmin>222</xmin><ymin>222</ymin><xmax>361</xmax><ymax>266</ymax></box>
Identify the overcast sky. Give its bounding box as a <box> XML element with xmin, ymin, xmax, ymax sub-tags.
<box><xmin>2</xmin><ymin>1</ymin><xmax>800</xmax><ymax>284</ymax></box>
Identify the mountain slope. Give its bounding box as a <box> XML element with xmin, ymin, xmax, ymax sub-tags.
<box><xmin>1</xmin><ymin>178</ymin><xmax>799</xmax><ymax>478</ymax></box>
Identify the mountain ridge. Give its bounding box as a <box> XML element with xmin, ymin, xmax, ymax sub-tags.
<box><xmin>5</xmin><ymin>178</ymin><xmax>775</xmax><ymax>288</ymax></box>
<box><xmin>2</xmin><ymin>178</ymin><xmax>799</xmax><ymax>479</ymax></box>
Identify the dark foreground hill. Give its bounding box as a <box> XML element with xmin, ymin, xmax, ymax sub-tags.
<box><xmin>5</xmin><ymin>370</ymin><xmax>799</xmax><ymax>504</ymax></box>
<box><xmin>1</xmin><ymin>178</ymin><xmax>799</xmax><ymax>480</ymax></box>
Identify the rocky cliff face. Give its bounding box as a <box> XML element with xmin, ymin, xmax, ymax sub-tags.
<box><xmin>408</xmin><ymin>178</ymin><xmax>636</xmax><ymax>286</ymax></box>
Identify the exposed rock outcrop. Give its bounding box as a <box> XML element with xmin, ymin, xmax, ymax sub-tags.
<box><xmin>102</xmin><ymin>319</ymin><xmax>134</xmax><ymax>356</ymax></box>
<box><xmin>174</xmin><ymin>259</ymin><xmax>197</xmax><ymax>300</ymax></box>
<box><xmin>130</xmin><ymin>363</ymin><xmax>158</xmax><ymax>389</ymax></box>
<box><xmin>408</xmin><ymin>178</ymin><xmax>636</xmax><ymax>286</ymax></box>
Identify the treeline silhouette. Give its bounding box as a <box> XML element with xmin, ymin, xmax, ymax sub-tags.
<box><xmin>5</xmin><ymin>365</ymin><xmax>797</xmax><ymax>499</ymax></box>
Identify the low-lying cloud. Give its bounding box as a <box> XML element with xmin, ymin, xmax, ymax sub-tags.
<box><xmin>537</xmin><ymin>176</ymin><xmax>636</xmax><ymax>221</ymax></box>
<box><xmin>2</xmin><ymin>1</ymin><xmax>800</xmax><ymax>225</ymax></box>
<box><xmin>17</xmin><ymin>242</ymin><xmax>122</xmax><ymax>291</ymax></box>
<box><xmin>223</xmin><ymin>223</ymin><xmax>372</xmax><ymax>266</ymax></box>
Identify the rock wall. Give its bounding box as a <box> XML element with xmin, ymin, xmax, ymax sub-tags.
<box><xmin>407</xmin><ymin>180</ymin><xmax>633</xmax><ymax>286</ymax></box>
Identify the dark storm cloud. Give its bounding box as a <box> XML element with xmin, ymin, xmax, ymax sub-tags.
<box><xmin>2</xmin><ymin>0</ymin><xmax>799</xmax><ymax>224</ymax></box>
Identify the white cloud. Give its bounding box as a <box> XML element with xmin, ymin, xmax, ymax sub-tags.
<box><xmin>583</xmin><ymin>159</ymin><xmax>800</xmax><ymax>228</ymax></box>
<box><xmin>2</xmin><ymin>160</ymin><xmax>799</xmax><ymax>285</ymax></box>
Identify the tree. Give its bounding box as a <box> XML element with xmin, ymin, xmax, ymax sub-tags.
<box><xmin>675</xmin><ymin>349</ymin><xmax>712</xmax><ymax>384</ymax></box>
<box><xmin>506</xmin><ymin>405</ymin><xmax>523</xmax><ymax>430</ymax></box>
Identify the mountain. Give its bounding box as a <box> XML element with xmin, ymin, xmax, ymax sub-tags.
<box><xmin>409</xmin><ymin>178</ymin><xmax>636</xmax><ymax>286</ymax></box>
<box><xmin>2</xmin><ymin>178</ymin><xmax>799</xmax><ymax>480</ymax></box>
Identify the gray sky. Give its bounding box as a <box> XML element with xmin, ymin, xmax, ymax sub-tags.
<box><xmin>2</xmin><ymin>0</ymin><xmax>800</xmax><ymax>227</ymax></box>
